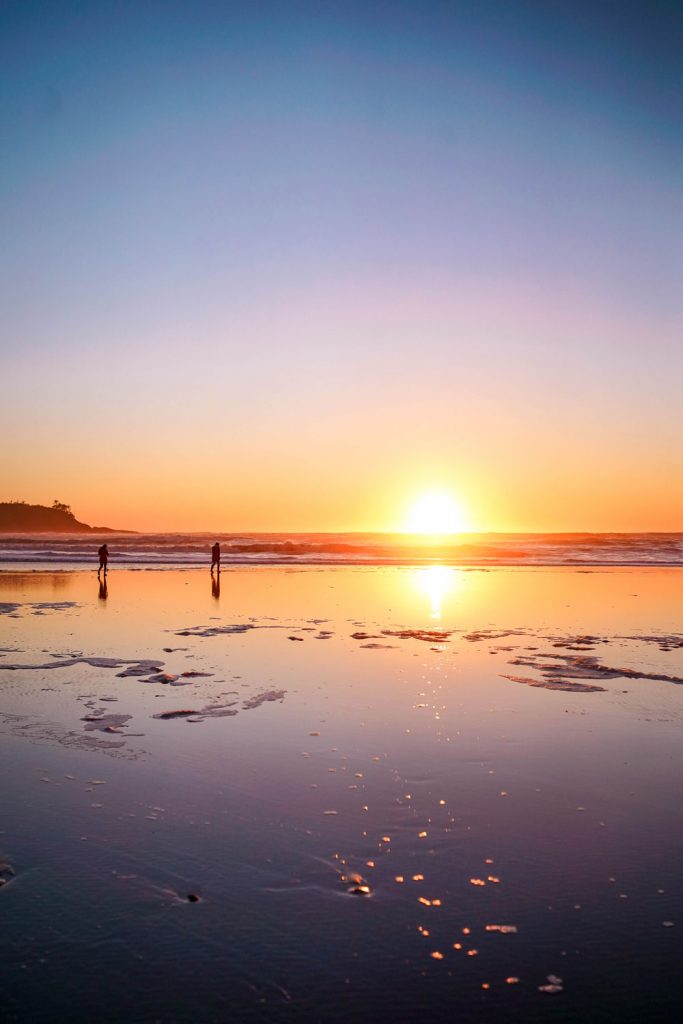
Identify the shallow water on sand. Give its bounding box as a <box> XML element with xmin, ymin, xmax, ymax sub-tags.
<box><xmin>1</xmin><ymin>566</ymin><xmax>683</xmax><ymax>1023</ymax></box>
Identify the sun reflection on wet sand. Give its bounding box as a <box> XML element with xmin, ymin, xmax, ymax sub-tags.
<box><xmin>411</xmin><ymin>565</ymin><xmax>462</xmax><ymax>620</ymax></box>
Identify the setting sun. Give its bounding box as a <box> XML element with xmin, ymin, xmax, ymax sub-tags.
<box><xmin>403</xmin><ymin>491</ymin><xmax>469</xmax><ymax>535</ymax></box>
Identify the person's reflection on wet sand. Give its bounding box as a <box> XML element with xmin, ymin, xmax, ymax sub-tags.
<box><xmin>211</xmin><ymin>572</ymin><xmax>220</xmax><ymax>600</ymax></box>
<box><xmin>98</xmin><ymin>576</ymin><xmax>108</xmax><ymax>601</ymax></box>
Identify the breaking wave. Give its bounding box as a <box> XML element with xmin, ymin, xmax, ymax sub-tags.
<box><xmin>0</xmin><ymin>532</ymin><xmax>681</xmax><ymax>567</ymax></box>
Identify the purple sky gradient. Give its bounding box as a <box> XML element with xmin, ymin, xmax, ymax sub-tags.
<box><xmin>2</xmin><ymin>1</ymin><xmax>681</xmax><ymax>530</ymax></box>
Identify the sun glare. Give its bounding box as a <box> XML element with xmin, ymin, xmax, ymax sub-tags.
<box><xmin>404</xmin><ymin>491</ymin><xmax>468</xmax><ymax>535</ymax></box>
<box><xmin>413</xmin><ymin>565</ymin><xmax>461</xmax><ymax>619</ymax></box>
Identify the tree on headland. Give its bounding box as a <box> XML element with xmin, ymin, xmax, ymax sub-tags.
<box><xmin>0</xmin><ymin>500</ymin><xmax>131</xmax><ymax>533</ymax></box>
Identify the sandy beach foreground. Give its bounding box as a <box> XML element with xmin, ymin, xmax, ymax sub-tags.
<box><xmin>1</xmin><ymin>565</ymin><xmax>682</xmax><ymax>1022</ymax></box>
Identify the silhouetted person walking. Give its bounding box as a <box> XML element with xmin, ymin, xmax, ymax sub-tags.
<box><xmin>98</xmin><ymin>543</ymin><xmax>108</xmax><ymax>575</ymax></box>
<box><xmin>211</xmin><ymin>542</ymin><xmax>221</xmax><ymax>573</ymax></box>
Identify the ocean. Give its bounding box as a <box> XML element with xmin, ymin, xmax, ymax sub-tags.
<box><xmin>0</xmin><ymin>531</ymin><xmax>681</xmax><ymax>567</ymax></box>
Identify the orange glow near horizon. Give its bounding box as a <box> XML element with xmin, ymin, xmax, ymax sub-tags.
<box><xmin>2</xmin><ymin>467</ymin><xmax>681</xmax><ymax>535</ymax></box>
<box><xmin>3</xmin><ymin>428</ymin><xmax>682</xmax><ymax>535</ymax></box>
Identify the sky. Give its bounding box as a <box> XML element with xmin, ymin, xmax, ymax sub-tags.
<box><xmin>1</xmin><ymin>0</ymin><xmax>681</xmax><ymax>532</ymax></box>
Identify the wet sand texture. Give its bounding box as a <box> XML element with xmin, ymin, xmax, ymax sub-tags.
<box><xmin>1</xmin><ymin>566</ymin><xmax>682</xmax><ymax>1024</ymax></box>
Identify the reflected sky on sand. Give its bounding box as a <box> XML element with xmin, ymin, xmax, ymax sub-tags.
<box><xmin>1</xmin><ymin>566</ymin><xmax>683</xmax><ymax>1022</ymax></box>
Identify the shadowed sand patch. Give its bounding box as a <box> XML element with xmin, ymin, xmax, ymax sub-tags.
<box><xmin>0</xmin><ymin>711</ymin><xmax>136</xmax><ymax>756</ymax></box>
<box><xmin>0</xmin><ymin>601</ymin><xmax>80</xmax><ymax>617</ymax></box>
<box><xmin>464</xmin><ymin>629</ymin><xmax>528</xmax><ymax>642</ymax></box>
<box><xmin>188</xmin><ymin>701</ymin><xmax>241</xmax><ymax>719</ymax></box>
<box><xmin>143</xmin><ymin>671</ymin><xmax>214</xmax><ymax>686</ymax></box>
<box><xmin>153</xmin><ymin>690</ymin><xmax>285</xmax><ymax>721</ymax></box>
<box><xmin>534</xmin><ymin>632</ymin><xmax>683</xmax><ymax>654</ymax></box>
<box><xmin>382</xmin><ymin>629</ymin><xmax>453</xmax><ymax>642</ymax></box>
<box><xmin>351</xmin><ymin>629</ymin><xmax>453</xmax><ymax>643</ymax></box>
<box><xmin>502</xmin><ymin>673</ymin><xmax>606</xmax><ymax>693</ymax></box>
<box><xmin>2</xmin><ymin>654</ymin><xmax>214</xmax><ymax>685</ymax></box>
<box><xmin>173</xmin><ymin>622</ymin><xmax>309</xmax><ymax>639</ymax></box>
<box><xmin>4</xmin><ymin>656</ymin><xmax>165</xmax><ymax>674</ymax></box>
<box><xmin>545</xmin><ymin>634</ymin><xmax>606</xmax><ymax>651</ymax></box>
<box><xmin>174</xmin><ymin>623</ymin><xmax>256</xmax><ymax>637</ymax></box>
<box><xmin>505</xmin><ymin>651</ymin><xmax>683</xmax><ymax>689</ymax></box>
<box><xmin>242</xmin><ymin>689</ymin><xmax>287</xmax><ymax>709</ymax></box>
<box><xmin>0</xmin><ymin>858</ymin><xmax>16</xmax><ymax>888</ymax></box>
<box><xmin>153</xmin><ymin>709</ymin><xmax>204</xmax><ymax>720</ymax></box>
<box><xmin>117</xmin><ymin>663</ymin><xmax>164</xmax><ymax>677</ymax></box>
<box><xmin>82</xmin><ymin>713</ymin><xmax>133</xmax><ymax>733</ymax></box>
<box><xmin>618</xmin><ymin>634</ymin><xmax>683</xmax><ymax>652</ymax></box>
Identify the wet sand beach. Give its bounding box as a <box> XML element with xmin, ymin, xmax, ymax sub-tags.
<box><xmin>1</xmin><ymin>565</ymin><xmax>682</xmax><ymax>1022</ymax></box>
